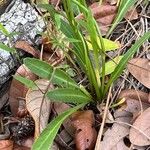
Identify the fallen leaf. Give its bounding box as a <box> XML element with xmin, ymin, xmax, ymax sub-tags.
<box><xmin>19</xmin><ymin>136</ymin><xmax>34</xmax><ymax>148</ymax></box>
<box><xmin>9</xmin><ymin>65</ymin><xmax>37</xmax><ymax>116</ymax></box>
<box><xmin>53</xmin><ymin>102</ymin><xmax>75</xmax><ymax>136</ymax></box>
<box><xmin>55</xmin><ymin>129</ymin><xmax>73</xmax><ymax>149</ymax></box>
<box><xmin>26</xmin><ymin>79</ymin><xmax>54</xmax><ymax>138</ymax></box>
<box><xmin>111</xmin><ymin>139</ymin><xmax>129</xmax><ymax>150</ymax></box>
<box><xmin>125</xmin><ymin>8</ymin><xmax>138</xmax><ymax>21</ymax></box>
<box><xmin>129</xmin><ymin>107</ymin><xmax>150</xmax><ymax>146</ymax></box>
<box><xmin>49</xmin><ymin>0</ymin><xmax>61</xmax><ymax>6</ymax></box>
<box><xmin>42</xmin><ymin>37</ymin><xmax>52</xmax><ymax>52</ymax></box>
<box><xmin>76</xmin><ymin>2</ymin><xmax>117</xmax><ymax>35</ymax></box>
<box><xmin>15</xmin><ymin>41</ymin><xmax>40</xmax><ymax>58</ymax></box>
<box><xmin>125</xmin><ymin>99</ymin><xmax>150</xmax><ymax>114</ymax></box>
<box><xmin>0</xmin><ymin>92</ymin><xmax>9</xmax><ymax>111</ymax></box>
<box><xmin>51</xmin><ymin>142</ymin><xmax>60</xmax><ymax>150</ymax></box>
<box><xmin>119</xmin><ymin>89</ymin><xmax>149</xmax><ymax>103</ymax></box>
<box><xmin>13</xmin><ymin>143</ymin><xmax>30</xmax><ymax>150</ymax></box>
<box><xmin>100</xmin><ymin>110</ymin><xmax>132</xmax><ymax>150</ymax></box>
<box><xmin>105</xmin><ymin>0</ymin><xmax>117</xmax><ymax>5</ymax></box>
<box><xmin>0</xmin><ymin>140</ymin><xmax>13</xmax><ymax>150</ymax></box>
<box><xmin>71</xmin><ymin>110</ymin><xmax>97</xmax><ymax>150</ymax></box>
<box><xmin>127</xmin><ymin>58</ymin><xmax>150</xmax><ymax>88</ymax></box>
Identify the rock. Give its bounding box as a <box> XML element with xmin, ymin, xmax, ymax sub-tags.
<box><xmin>0</xmin><ymin>0</ymin><xmax>45</xmax><ymax>99</ymax></box>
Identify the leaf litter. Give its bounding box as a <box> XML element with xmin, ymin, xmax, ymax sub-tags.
<box><xmin>1</xmin><ymin>0</ymin><xmax>149</xmax><ymax>150</ymax></box>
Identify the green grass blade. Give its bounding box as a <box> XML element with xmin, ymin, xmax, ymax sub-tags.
<box><xmin>0</xmin><ymin>43</ymin><xmax>16</xmax><ymax>53</ymax></box>
<box><xmin>13</xmin><ymin>75</ymin><xmax>36</xmax><ymax>89</ymax></box>
<box><xmin>0</xmin><ymin>23</ymin><xmax>9</xmax><ymax>36</ymax></box>
<box><xmin>105</xmin><ymin>31</ymin><xmax>150</xmax><ymax>94</ymax></box>
<box><xmin>24</xmin><ymin>58</ymin><xmax>78</xmax><ymax>88</ymax></box>
<box><xmin>32</xmin><ymin>103</ymin><xmax>86</xmax><ymax>150</ymax></box>
<box><xmin>47</xmin><ymin>88</ymin><xmax>92</xmax><ymax>104</ymax></box>
<box><xmin>106</xmin><ymin>0</ymin><xmax>138</xmax><ymax>37</ymax></box>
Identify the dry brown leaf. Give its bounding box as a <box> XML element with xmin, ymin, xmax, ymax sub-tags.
<box><xmin>26</xmin><ymin>79</ymin><xmax>54</xmax><ymax>138</ymax></box>
<box><xmin>129</xmin><ymin>107</ymin><xmax>150</xmax><ymax>146</ymax></box>
<box><xmin>71</xmin><ymin>110</ymin><xmax>97</xmax><ymax>150</ymax></box>
<box><xmin>53</xmin><ymin>102</ymin><xmax>75</xmax><ymax>136</ymax></box>
<box><xmin>0</xmin><ymin>92</ymin><xmax>9</xmax><ymax>110</ymax></box>
<box><xmin>128</xmin><ymin>58</ymin><xmax>150</xmax><ymax>88</ymax></box>
<box><xmin>119</xmin><ymin>89</ymin><xmax>149</xmax><ymax>103</ymax></box>
<box><xmin>53</xmin><ymin>103</ymin><xmax>74</xmax><ymax>148</ymax></box>
<box><xmin>76</xmin><ymin>2</ymin><xmax>117</xmax><ymax>35</ymax></box>
<box><xmin>125</xmin><ymin>98</ymin><xmax>150</xmax><ymax>114</ymax></box>
<box><xmin>19</xmin><ymin>136</ymin><xmax>34</xmax><ymax>148</ymax></box>
<box><xmin>111</xmin><ymin>139</ymin><xmax>129</xmax><ymax>150</ymax></box>
<box><xmin>55</xmin><ymin>129</ymin><xmax>73</xmax><ymax>149</ymax></box>
<box><xmin>42</xmin><ymin>37</ymin><xmax>52</xmax><ymax>52</ymax></box>
<box><xmin>0</xmin><ymin>140</ymin><xmax>13</xmax><ymax>150</ymax></box>
<box><xmin>105</xmin><ymin>0</ymin><xmax>117</xmax><ymax>5</ymax></box>
<box><xmin>9</xmin><ymin>65</ymin><xmax>37</xmax><ymax>116</ymax></box>
<box><xmin>49</xmin><ymin>0</ymin><xmax>61</xmax><ymax>6</ymax></box>
<box><xmin>13</xmin><ymin>143</ymin><xmax>30</xmax><ymax>150</ymax></box>
<box><xmin>15</xmin><ymin>41</ymin><xmax>40</xmax><ymax>58</ymax></box>
<box><xmin>100</xmin><ymin>110</ymin><xmax>132</xmax><ymax>150</ymax></box>
<box><xmin>125</xmin><ymin>8</ymin><xmax>138</xmax><ymax>20</ymax></box>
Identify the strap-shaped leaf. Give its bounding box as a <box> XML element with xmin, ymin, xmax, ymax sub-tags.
<box><xmin>106</xmin><ymin>0</ymin><xmax>138</xmax><ymax>37</ymax></box>
<box><xmin>47</xmin><ymin>88</ymin><xmax>92</xmax><ymax>104</ymax></box>
<box><xmin>24</xmin><ymin>58</ymin><xmax>78</xmax><ymax>88</ymax></box>
<box><xmin>0</xmin><ymin>23</ymin><xmax>9</xmax><ymax>36</ymax></box>
<box><xmin>105</xmin><ymin>31</ymin><xmax>150</xmax><ymax>93</ymax></box>
<box><xmin>32</xmin><ymin>103</ymin><xmax>86</xmax><ymax>150</ymax></box>
<box><xmin>0</xmin><ymin>43</ymin><xmax>16</xmax><ymax>53</ymax></box>
<box><xmin>13</xmin><ymin>75</ymin><xmax>36</xmax><ymax>89</ymax></box>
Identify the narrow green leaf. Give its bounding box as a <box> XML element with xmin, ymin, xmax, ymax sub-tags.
<box><xmin>24</xmin><ymin>58</ymin><xmax>78</xmax><ymax>88</ymax></box>
<box><xmin>47</xmin><ymin>88</ymin><xmax>92</xmax><ymax>104</ymax></box>
<box><xmin>0</xmin><ymin>23</ymin><xmax>9</xmax><ymax>36</ymax></box>
<box><xmin>105</xmin><ymin>31</ymin><xmax>150</xmax><ymax>93</ymax></box>
<box><xmin>107</xmin><ymin>0</ymin><xmax>138</xmax><ymax>37</ymax></box>
<box><xmin>8</xmin><ymin>32</ymin><xmax>21</xmax><ymax>38</ymax></box>
<box><xmin>32</xmin><ymin>103</ymin><xmax>86</xmax><ymax>150</ymax></box>
<box><xmin>13</xmin><ymin>75</ymin><xmax>36</xmax><ymax>89</ymax></box>
<box><xmin>0</xmin><ymin>43</ymin><xmax>16</xmax><ymax>53</ymax></box>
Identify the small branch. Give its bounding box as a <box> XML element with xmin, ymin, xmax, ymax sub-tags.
<box><xmin>95</xmin><ymin>86</ymin><xmax>112</xmax><ymax>150</ymax></box>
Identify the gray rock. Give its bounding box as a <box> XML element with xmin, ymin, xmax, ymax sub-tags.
<box><xmin>0</xmin><ymin>0</ymin><xmax>45</xmax><ymax>96</ymax></box>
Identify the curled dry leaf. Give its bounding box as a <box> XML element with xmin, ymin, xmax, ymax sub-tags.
<box><xmin>9</xmin><ymin>65</ymin><xmax>37</xmax><ymax>116</ymax></box>
<box><xmin>127</xmin><ymin>58</ymin><xmax>150</xmax><ymax>88</ymax></box>
<box><xmin>26</xmin><ymin>79</ymin><xmax>54</xmax><ymax>138</ymax></box>
<box><xmin>71</xmin><ymin>110</ymin><xmax>97</xmax><ymax>150</ymax></box>
<box><xmin>129</xmin><ymin>107</ymin><xmax>150</xmax><ymax>146</ymax></box>
<box><xmin>119</xmin><ymin>89</ymin><xmax>149</xmax><ymax>103</ymax></box>
<box><xmin>15</xmin><ymin>41</ymin><xmax>40</xmax><ymax>58</ymax></box>
<box><xmin>0</xmin><ymin>140</ymin><xmax>13</xmax><ymax>150</ymax></box>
